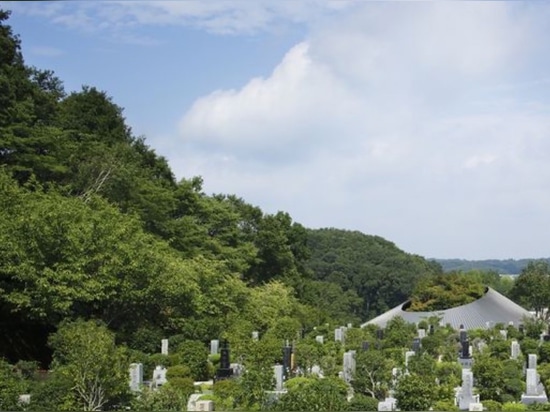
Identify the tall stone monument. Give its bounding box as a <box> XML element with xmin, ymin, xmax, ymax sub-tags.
<box><xmin>210</xmin><ymin>339</ymin><xmax>219</xmax><ymax>355</ymax></box>
<box><xmin>457</xmin><ymin>368</ymin><xmax>480</xmax><ymax>410</ymax></box>
<box><xmin>129</xmin><ymin>363</ymin><xmax>143</xmax><ymax>392</ymax></box>
<box><xmin>521</xmin><ymin>354</ymin><xmax>548</xmax><ymax>404</ymax></box>
<box><xmin>342</xmin><ymin>350</ymin><xmax>356</xmax><ymax>383</ymax></box>
<box><xmin>161</xmin><ymin>339</ymin><xmax>169</xmax><ymax>355</ymax></box>
<box><xmin>215</xmin><ymin>340</ymin><xmax>233</xmax><ymax>381</ymax></box>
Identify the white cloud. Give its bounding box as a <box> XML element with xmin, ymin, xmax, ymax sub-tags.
<box><xmin>175</xmin><ymin>1</ymin><xmax>550</xmax><ymax>259</ymax></box>
<box><xmin>7</xmin><ymin>1</ymin><xmax>353</xmax><ymax>40</ymax></box>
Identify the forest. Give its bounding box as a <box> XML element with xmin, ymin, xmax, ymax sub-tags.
<box><xmin>1</xmin><ymin>8</ymin><xmax>550</xmax><ymax>411</ymax></box>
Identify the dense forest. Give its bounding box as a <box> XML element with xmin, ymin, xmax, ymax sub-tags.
<box><xmin>0</xmin><ymin>8</ymin><xmax>440</xmax><ymax>367</ymax></box>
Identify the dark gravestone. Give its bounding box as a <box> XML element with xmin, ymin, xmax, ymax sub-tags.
<box><xmin>460</xmin><ymin>339</ymin><xmax>470</xmax><ymax>359</ymax></box>
<box><xmin>412</xmin><ymin>338</ymin><xmax>421</xmax><ymax>353</ymax></box>
<box><xmin>282</xmin><ymin>345</ymin><xmax>293</xmax><ymax>379</ymax></box>
<box><xmin>216</xmin><ymin>340</ymin><xmax>233</xmax><ymax>381</ymax></box>
<box><xmin>362</xmin><ymin>341</ymin><xmax>370</xmax><ymax>351</ymax></box>
<box><xmin>429</xmin><ymin>324</ymin><xmax>435</xmax><ymax>335</ymax></box>
<box><xmin>376</xmin><ymin>329</ymin><xmax>384</xmax><ymax>340</ymax></box>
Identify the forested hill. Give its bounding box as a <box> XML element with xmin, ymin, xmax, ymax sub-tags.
<box><xmin>434</xmin><ymin>258</ymin><xmax>550</xmax><ymax>274</ymax></box>
<box><xmin>305</xmin><ymin>229</ymin><xmax>442</xmax><ymax>320</ymax></box>
<box><xmin>0</xmin><ymin>9</ymin><xmax>438</xmax><ymax>366</ymax></box>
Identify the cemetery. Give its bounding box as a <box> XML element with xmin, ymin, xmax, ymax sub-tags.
<box><xmin>120</xmin><ymin>317</ymin><xmax>550</xmax><ymax>412</ymax></box>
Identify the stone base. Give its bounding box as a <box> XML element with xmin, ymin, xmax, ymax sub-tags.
<box><xmin>378</xmin><ymin>397</ymin><xmax>397</xmax><ymax>411</ymax></box>
<box><xmin>521</xmin><ymin>393</ymin><xmax>548</xmax><ymax>405</ymax></box>
<box><xmin>468</xmin><ymin>403</ymin><xmax>483</xmax><ymax>411</ymax></box>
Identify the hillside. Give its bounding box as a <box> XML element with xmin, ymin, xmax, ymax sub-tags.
<box><xmin>305</xmin><ymin>228</ymin><xmax>442</xmax><ymax>319</ymax></box>
<box><xmin>434</xmin><ymin>258</ymin><xmax>550</xmax><ymax>274</ymax></box>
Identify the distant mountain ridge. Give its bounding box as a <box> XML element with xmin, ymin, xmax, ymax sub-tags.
<box><xmin>434</xmin><ymin>258</ymin><xmax>550</xmax><ymax>274</ymax></box>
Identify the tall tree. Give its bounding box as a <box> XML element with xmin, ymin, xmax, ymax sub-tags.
<box><xmin>48</xmin><ymin>320</ymin><xmax>128</xmax><ymax>411</ymax></box>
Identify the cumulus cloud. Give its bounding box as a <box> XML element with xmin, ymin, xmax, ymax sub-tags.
<box><xmin>176</xmin><ymin>2</ymin><xmax>550</xmax><ymax>259</ymax></box>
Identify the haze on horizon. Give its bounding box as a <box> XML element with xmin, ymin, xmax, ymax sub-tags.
<box><xmin>4</xmin><ymin>1</ymin><xmax>550</xmax><ymax>261</ymax></box>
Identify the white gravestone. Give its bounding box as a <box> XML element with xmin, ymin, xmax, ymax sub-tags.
<box><xmin>129</xmin><ymin>362</ymin><xmax>143</xmax><ymax>392</ymax></box>
<box><xmin>458</xmin><ymin>369</ymin><xmax>480</xmax><ymax>410</ymax></box>
<box><xmin>418</xmin><ymin>328</ymin><xmax>426</xmax><ymax>339</ymax></box>
<box><xmin>334</xmin><ymin>328</ymin><xmax>343</xmax><ymax>342</ymax></box>
<box><xmin>521</xmin><ymin>353</ymin><xmax>548</xmax><ymax>404</ymax></box>
<box><xmin>252</xmin><ymin>331</ymin><xmax>259</xmax><ymax>341</ymax></box>
<box><xmin>511</xmin><ymin>340</ymin><xmax>520</xmax><ymax>360</ymax></box>
<box><xmin>315</xmin><ymin>335</ymin><xmax>324</xmax><ymax>344</ymax></box>
<box><xmin>274</xmin><ymin>364</ymin><xmax>284</xmax><ymax>391</ymax></box>
<box><xmin>343</xmin><ymin>350</ymin><xmax>356</xmax><ymax>383</ymax></box>
<box><xmin>210</xmin><ymin>339</ymin><xmax>219</xmax><ymax>355</ymax></box>
<box><xmin>152</xmin><ymin>365</ymin><xmax>167</xmax><ymax>387</ymax></box>
<box><xmin>161</xmin><ymin>339</ymin><xmax>169</xmax><ymax>355</ymax></box>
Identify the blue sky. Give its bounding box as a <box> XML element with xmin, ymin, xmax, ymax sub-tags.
<box><xmin>4</xmin><ymin>1</ymin><xmax>550</xmax><ymax>260</ymax></box>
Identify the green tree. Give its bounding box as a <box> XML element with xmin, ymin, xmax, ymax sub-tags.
<box><xmin>394</xmin><ymin>373</ymin><xmax>437</xmax><ymax>411</ymax></box>
<box><xmin>273</xmin><ymin>377</ymin><xmax>349</xmax><ymax>411</ymax></box>
<box><xmin>352</xmin><ymin>349</ymin><xmax>394</xmax><ymax>399</ymax></box>
<box><xmin>48</xmin><ymin>320</ymin><xmax>128</xmax><ymax>411</ymax></box>
<box><xmin>0</xmin><ymin>358</ymin><xmax>28</xmax><ymax>411</ymax></box>
<box><xmin>510</xmin><ymin>261</ymin><xmax>550</xmax><ymax>319</ymax></box>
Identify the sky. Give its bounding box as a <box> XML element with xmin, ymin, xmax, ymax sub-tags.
<box><xmin>3</xmin><ymin>1</ymin><xmax>550</xmax><ymax>260</ymax></box>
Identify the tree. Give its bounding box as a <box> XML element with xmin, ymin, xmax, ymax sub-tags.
<box><xmin>510</xmin><ymin>261</ymin><xmax>550</xmax><ymax>320</ymax></box>
<box><xmin>273</xmin><ymin>377</ymin><xmax>349</xmax><ymax>411</ymax></box>
<box><xmin>394</xmin><ymin>373</ymin><xmax>437</xmax><ymax>411</ymax></box>
<box><xmin>48</xmin><ymin>320</ymin><xmax>128</xmax><ymax>411</ymax></box>
<box><xmin>352</xmin><ymin>349</ymin><xmax>394</xmax><ymax>399</ymax></box>
<box><xmin>0</xmin><ymin>358</ymin><xmax>28</xmax><ymax>411</ymax></box>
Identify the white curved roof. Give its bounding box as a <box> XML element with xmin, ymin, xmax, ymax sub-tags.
<box><xmin>362</xmin><ymin>287</ymin><xmax>533</xmax><ymax>330</ymax></box>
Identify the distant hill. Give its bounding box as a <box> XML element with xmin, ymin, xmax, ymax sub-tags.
<box><xmin>433</xmin><ymin>258</ymin><xmax>550</xmax><ymax>274</ymax></box>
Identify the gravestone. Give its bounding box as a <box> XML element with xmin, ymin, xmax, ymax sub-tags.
<box><xmin>210</xmin><ymin>339</ymin><xmax>219</xmax><ymax>355</ymax></box>
<box><xmin>274</xmin><ymin>364</ymin><xmax>284</xmax><ymax>391</ymax></box>
<box><xmin>362</xmin><ymin>341</ymin><xmax>370</xmax><ymax>351</ymax></box>
<box><xmin>315</xmin><ymin>335</ymin><xmax>324</xmax><ymax>344</ymax></box>
<box><xmin>161</xmin><ymin>339</ymin><xmax>169</xmax><ymax>355</ymax></box>
<box><xmin>129</xmin><ymin>362</ymin><xmax>143</xmax><ymax>392</ymax></box>
<box><xmin>412</xmin><ymin>337</ymin><xmax>421</xmax><ymax>353</ymax></box>
<box><xmin>152</xmin><ymin>365</ymin><xmax>167</xmax><ymax>387</ymax></box>
<box><xmin>342</xmin><ymin>350</ymin><xmax>356</xmax><ymax>383</ymax></box>
<box><xmin>215</xmin><ymin>340</ymin><xmax>233</xmax><ymax>381</ymax></box>
<box><xmin>511</xmin><ymin>340</ymin><xmax>520</xmax><ymax>360</ymax></box>
<box><xmin>252</xmin><ymin>331</ymin><xmax>259</xmax><ymax>341</ymax></box>
<box><xmin>195</xmin><ymin>400</ymin><xmax>214</xmax><ymax>411</ymax></box>
<box><xmin>334</xmin><ymin>328</ymin><xmax>343</xmax><ymax>342</ymax></box>
<box><xmin>418</xmin><ymin>328</ymin><xmax>426</xmax><ymax>339</ymax></box>
<box><xmin>282</xmin><ymin>344</ymin><xmax>293</xmax><ymax>379</ymax></box>
<box><xmin>458</xmin><ymin>368</ymin><xmax>480</xmax><ymax>410</ymax></box>
<box><xmin>378</xmin><ymin>396</ymin><xmax>396</xmax><ymax>411</ymax></box>
<box><xmin>500</xmin><ymin>329</ymin><xmax>508</xmax><ymax>339</ymax></box>
<box><xmin>521</xmin><ymin>353</ymin><xmax>548</xmax><ymax>404</ymax></box>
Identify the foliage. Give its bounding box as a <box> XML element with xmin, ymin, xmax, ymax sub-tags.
<box><xmin>0</xmin><ymin>358</ymin><xmax>28</xmax><ymax>411</ymax></box>
<box><xmin>394</xmin><ymin>373</ymin><xmax>437</xmax><ymax>411</ymax></box>
<box><xmin>305</xmin><ymin>228</ymin><xmax>441</xmax><ymax>319</ymax></box>
<box><xmin>48</xmin><ymin>319</ymin><xmax>128</xmax><ymax>411</ymax></box>
<box><xmin>348</xmin><ymin>394</ymin><xmax>379</xmax><ymax>411</ymax></box>
<box><xmin>408</xmin><ymin>272</ymin><xmax>485</xmax><ymax>311</ymax></box>
<box><xmin>511</xmin><ymin>261</ymin><xmax>550</xmax><ymax>319</ymax></box>
<box><xmin>272</xmin><ymin>377</ymin><xmax>349</xmax><ymax>411</ymax></box>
